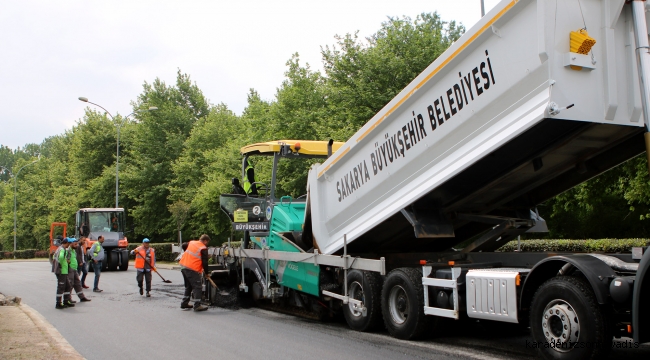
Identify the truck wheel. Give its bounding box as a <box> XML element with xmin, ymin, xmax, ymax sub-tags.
<box><xmin>108</xmin><ymin>252</ymin><xmax>118</xmax><ymax>271</ymax></box>
<box><xmin>342</xmin><ymin>270</ymin><xmax>383</xmax><ymax>332</ymax></box>
<box><xmin>530</xmin><ymin>276</ymin><xmax>612</xmax><ymax>360</ymax></box>
<box><xmin>381</xmin><ymin>268</ymin><xmax>430</xmax><ymax>340</ymax></box>
<box><xmin>118</xmin><ymin>252</ymin><xmax>129</xmax><ymax>271</ymax></box>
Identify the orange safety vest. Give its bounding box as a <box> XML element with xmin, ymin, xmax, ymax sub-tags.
<box><xmin>134</xmin><ymin>246</ymin><xmax>155</xmax><ymax>269</ymax></box>
<box><xmin>179</xmin><ymin>240</ymin><xmax>206</xmax><ymax>273</ymax></box>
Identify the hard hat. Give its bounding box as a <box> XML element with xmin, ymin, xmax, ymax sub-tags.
<box><xmin>67</xmin><ymin>237</ymin><xmax>77</xmax><ymax>243</ymax></box>
<box><xmin>142</xmin><ymin>238</ymin><xmax>150</xmax><ymax>243</ymax></box>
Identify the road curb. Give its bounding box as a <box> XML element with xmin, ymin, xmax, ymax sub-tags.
<box><xmin>21</xmin><ymin>303</ymin><xmax>85</xmax><ymax>360</ymax></box>
<box><xmin>155</xmin><ymin>263</ymin><xmax>181</xmax><ymax>270</ymax></box>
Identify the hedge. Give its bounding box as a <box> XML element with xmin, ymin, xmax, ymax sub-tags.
<box><xmin>497</xmin><ymin>239</ymin><xmax>649</xmax><ymax>253</ymax></box>
<box><xmin>0</xmin><ymin>249</ymin><xmax>46</xmax><ymax>259</ymax></box>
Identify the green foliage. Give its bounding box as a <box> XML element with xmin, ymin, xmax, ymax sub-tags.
<box><xmin>121</xmin><ymin>71</ymin><xmax>210</xmax><ymax>239</ymax></box>
<box><xmin>497</xmin><ymin>239</ymin><xmax>649</xmax><ymax>253</ymax></box>
<box><xmin>321</xmin><ymin>13</ymin><xmax>464</xmax><ymax>140</ymax></box>
<box><xmin>545</xmin><ymin>155</ymin><xmax>650</xmax><ymax>238</ymax></box>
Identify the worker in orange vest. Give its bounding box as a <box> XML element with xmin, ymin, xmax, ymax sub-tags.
<box><xmin>130</xmin><ymin>238</ymin><xmax>155</xmax><ymax>297</ymax></box>
<box><xmin>179</xmin><ymin>234</ymin><xmax>210</xmax><ymax>312</ymax></box>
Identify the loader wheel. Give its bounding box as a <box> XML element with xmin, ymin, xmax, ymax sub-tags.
<box><xmin>108</xmin><ymin>252</ymin><xmax>118</xmax><ymax>271</ymax></box>
<box><xmin>342</xmin><ymin>270</ymin><xmax>383</xmax><ymax>332</ymax></box>
<box><xmin>530</xmin><ymin>276</ymin><xmax>612</xmax><ymax>360</ymax></box>
<box><xmin>381</xmin><ymin>268</ymin><xmax>430</xmax><ymax>340</ymax></box>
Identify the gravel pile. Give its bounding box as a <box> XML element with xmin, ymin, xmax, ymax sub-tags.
<box><xmin>0</xmin><ymin>292</ymin><xmax>21</xmax><ymax>306</ymax></box>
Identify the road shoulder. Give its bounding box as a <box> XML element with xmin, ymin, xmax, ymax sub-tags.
<box><xmin>0</xmin><ymin>302</ymin><xmax>85</xmax><ymax>360</ymax></box>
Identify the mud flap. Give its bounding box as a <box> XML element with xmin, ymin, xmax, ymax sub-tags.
<box><xmin>633</xmin><ymin>248</ymin><xmax>650</xmax><ymax>343</ymax></box>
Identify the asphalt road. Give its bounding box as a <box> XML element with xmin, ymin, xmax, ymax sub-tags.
<box><xmin>1</xmin><ymin>261</ymin><xmax>649</xmax><ymax>360</ymax></box>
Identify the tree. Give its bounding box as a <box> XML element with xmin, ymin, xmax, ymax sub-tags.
<box><xmin>121</xmin><ymin>70</ymin><xmax>210</xmax><ymax>239</ymax></box>
<box><xmin>168</xmin><ymin>200</ymin><xmax>190</xmax><ymax>245</ymax></box>
<box><xmin>320</xmin><ymin>13</ymin><xmax>465</xmax><ymax>140</ymax></box>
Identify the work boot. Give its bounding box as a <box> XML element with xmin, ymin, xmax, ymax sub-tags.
<box><xmin>146</xmin><ymin>292</ymin><xmax>151</xmax><ymax>298</ymax></box>
<box><xmin>180</xmin><ymin>302</ymin><xmax>193</xmax><ymax>309</ymax></box>
<box><xmin>64</xmin><ymin>300</ymin><xmax>75</xmax><ymax>307</ymax></box>
<box><xmin>79</xmin><ymin>297</ymin><xmax>91</xmax><ymax>302</ymax></box>
<box><xmin>93</xmin><ymin>288</ymin><xmax>103</xmax><ymax>293</ymax></box>
<box><xmin>194</xmin><ymin>304</ymin><xmax>208</xmax><ymax>312</ymax></box>
<box><xmin>139</xmin><ymin>287</ymin><xmax>143</xmax><ymax>296</ymax></box>
<box><xmin>68</xmin><ymin>299</ymin><xmax>77</xmax><ymax>304</ymax></box>
<box><xmin>55</xmin><ymin>302</ymin><xmax>65</xmax><ymax>309</ymax></box>
<box><xmin>82</xmin><ymin>285</ymin><xmax>89</xmax><ymax>289</ymax></box>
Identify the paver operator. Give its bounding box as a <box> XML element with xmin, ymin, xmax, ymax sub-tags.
<box><xmin>67</xmin><ymin>238</ymin><xmax>91</xmax><ymax>303</ymax></box>
<box><xmin>179</xmin><ymin>234</ymin><xmax>210</xmax><ymax>312</ymax></box>
<box><xmin>131</xmin><ymin>238</ymin><xmax>155</xmax><ymax>297</ymax></box>
<box><xmin>89</xmin><ymin>235</ymin><xmax>105</xmax><ymax>292</ymax></box>
<box><xmin>52</xmin><ymin>238</ymin><xmax>74</xmax><ymax>309</ymax></box>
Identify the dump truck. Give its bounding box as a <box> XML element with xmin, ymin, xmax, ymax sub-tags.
<box><xmin>75</xmin><ymin>208</ymin><xmax>129</xmax><ymax>271</ymax></box>
<box><xmin>211</xmin><ymin>1</ymin><xmax>650</xmax><ymax>358</ymax></box>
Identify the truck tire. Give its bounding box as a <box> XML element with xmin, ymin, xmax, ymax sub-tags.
<box><xmin>342</xmin><ymin>270</ymin><xmax>383</xmax><ymax>332</ymax></box>
<box><xmin>530</xmin><ymin>276</ymin><xmax>612</xmax><ymax>360</ymax></box>
<box><xmin>118</xmin><ymin>252</ymin><xmax>129</xmax><ymax>271</ymax></box>
<box><xmin>381</xmin><ymin>268</ymin><xmax>430</xmax><ymax>340</ymax></box>
<box><xmin>108</xmin><ymin>251</ymin><xmax>119</xmax><ymax>271</ymax></box>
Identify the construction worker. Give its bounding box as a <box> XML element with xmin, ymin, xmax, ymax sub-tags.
<box><xmin>242</xmin><ymin>159</ymin><xmax>259</xmax><ymax>196</ymax></box>
<box><xmin>111</xmin><ymin>214</ymin><xmax>119</xmax><ymax>231</ymax></box>
<box><xmin>179</xmin><ymin>234</ymin><xmax>210</xmax><ymax>312</ymax></box>
<box><xmin>51</xmin><ymin>238</ymin><xmax>74</xmax><ymax>309</ymax></box>
<box><xmin>89</xmin><ymin>235</ymin><xmax>105</xmax><ymax>292</ymax></box>
<box><xmin>131</xmin><ymin>238</ymin><xmax>155</xmax><ymax>297</ymax></box>
<box><xmin>77</xmin><ymin>237</ymin><xmax>90</xmax><ymax>289</ymax></box>
<box><xmin>66</xmin><ymin>238</ymin><xmax>91</xmax><ymax>303</ymax></box>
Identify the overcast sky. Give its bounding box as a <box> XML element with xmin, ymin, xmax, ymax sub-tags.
<box><xmin>0</xmin><ymin>0</ymin><xmax>499</xmax><ymax>150</ymax></box>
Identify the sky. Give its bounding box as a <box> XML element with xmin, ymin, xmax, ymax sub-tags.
<box><xmin>0</xmin><ymin>0</ymin><xmax>500</xmax><ymax>150</ymax></box>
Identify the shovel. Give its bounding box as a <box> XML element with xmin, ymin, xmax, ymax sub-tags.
<box><xmin>204</xmin><ymin>272</ymin><xmax>230</xmax><ymax>296</ymax></box>
<box><xmin>151</xmin><ymin>266</ymin><xmax>172</xmax><ymax>283</ymax></box>
<box><xmin>136</xmin><ymin>252</ymin><xmax>172</xmax><ymax>283</ymax></box>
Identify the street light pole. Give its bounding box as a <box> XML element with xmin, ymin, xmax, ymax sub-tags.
<box><xmin>2</xmin><ymin>156</ymin><xmax>40</xmax><ymax>257</ymax></box>
<box><xmin>78</xmin><ymin>97</ymin><xmax>157</xmax><ymax>208</ymax></box>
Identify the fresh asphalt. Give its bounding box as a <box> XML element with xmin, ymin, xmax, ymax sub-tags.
<box><xmin>1</xmin><ymin>261</ymin><xmax>649</xmax><ymax>360</ymax></box>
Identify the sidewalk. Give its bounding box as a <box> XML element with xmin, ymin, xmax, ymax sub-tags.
<box><xmin>0</xmin><ymin>295</ymin><xmax>84</xmax><ymax>360</ymax></box>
